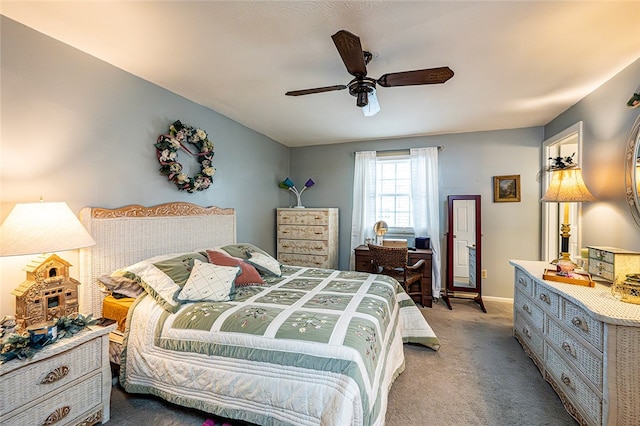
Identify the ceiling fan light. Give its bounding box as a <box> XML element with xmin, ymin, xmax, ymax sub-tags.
<box><xmin>362</xmin><ymin>89</ymin><xmax>380</xmax><ymax>117</ymax></box>
<box><xmin>356</xmin><ymin>90</ymin><xmax>368</xmax><ymax>108</ymax></box>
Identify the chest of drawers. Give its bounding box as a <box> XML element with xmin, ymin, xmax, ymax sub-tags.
<box><xmin>0</xmin><ymin>325</ymin><xmax>115</xmax><ymax>426</ymax></box>
<box><xmin>511</xmin><ymin>260</ymin><xmax>640</xmax><ymax>426</ymax></box>
<box><xmin>277</xmin><ymin>208</ymin><xmax>339</xmax><ymax>269</ymax></box>
<box><xmin>587</xmin><ymin>246</ymin><xmax>640</xmax><ymax>282</ymax></box>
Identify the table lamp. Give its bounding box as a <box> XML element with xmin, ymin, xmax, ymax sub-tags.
<box><xmin>0</xmin><ymin>201</ymin><xmax>96</xmax><ymax>328</ymax></box>
<box><xmin>540</xmin><ymin>168</ymin><xmax>595</xmax><ymax>270</ymax></box>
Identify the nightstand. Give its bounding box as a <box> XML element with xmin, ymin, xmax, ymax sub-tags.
<box><xmin>0</xmin><ymin>324</ymin><xmax>115</xmax><ymax>426</ymax></box>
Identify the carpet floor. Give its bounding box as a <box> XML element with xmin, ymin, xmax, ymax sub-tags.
<box><xmin>108</xmin><ymin>298</ymin><xmax>577</xmax><ymax>425</ymax></box>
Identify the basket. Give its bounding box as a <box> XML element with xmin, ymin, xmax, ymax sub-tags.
<box><xmin>611</xmin><ymin>278</ymin><xmax>640</xmax><ymax>304</ymax></box>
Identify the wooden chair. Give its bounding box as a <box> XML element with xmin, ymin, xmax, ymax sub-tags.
<box><xmin>367</xmin><ymin>244</ymin><xmax>425</xmax><ymax>305</ymax></box>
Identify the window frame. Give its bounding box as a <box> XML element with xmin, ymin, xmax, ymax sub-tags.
<box><xmin>375</xmin><ymin>153</ymin><xmax>414</xmax><ymax>233</ymax></box>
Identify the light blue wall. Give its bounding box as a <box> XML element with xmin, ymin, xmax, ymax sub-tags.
<box><xmin>545</xmin><ymin>58</ymin><xmax>640</xmax><ymax>252</ymax></box>
<box><xmin>0</xmin><ymin>16</ymin><xmax>289</xmax><ymax>315</ymax></box>
<box><xmin>0</xmin><ymin>16</ymin><xmax>289</xmax><ymax>250</ymax></box>
<box><xmin>290</xmin><ymin>127</ymin><xmax>544</xmax><ymax>299</ymax></box>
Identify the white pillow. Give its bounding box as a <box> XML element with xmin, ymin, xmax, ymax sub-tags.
<box><xmin>246</xmin><ymin>251</ymin><xmax>282</xmax><ymax>277</ymax></box>
<box><xmin>177</xmin><ymin>259</ymin><xmax>239</xmax><ymax>302</ymax></box>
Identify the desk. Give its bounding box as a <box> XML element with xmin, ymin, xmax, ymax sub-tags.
<box><xmin>354</xmin><ymin>245</ymin><xmax>433</xmax><ymax>307</ymax></box>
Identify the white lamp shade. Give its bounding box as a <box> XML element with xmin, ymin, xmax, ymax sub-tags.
<box><xmin>541</xmin><ymin>168</ymin><xmax>596</xmax><ymax>203</ymax></box>
<box><xmin>0</xmin><ymin>202</ymin><xmax>95</xmax><ymax>256</ymax></box>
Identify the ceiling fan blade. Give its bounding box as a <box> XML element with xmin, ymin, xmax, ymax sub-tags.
<box><xmin>377</xmin><ymin>66</ymin><xmax>454</xmax><ymax>87</ymax></box>
<box><xmin>285</xmin><ymin>85</ymin><xmax>347</xmax><ymax>96</ymax></box>
<box><xmin>331</xmin><ymin>30</ymin><xmax>367</xmax><ymax>77</ymax></box>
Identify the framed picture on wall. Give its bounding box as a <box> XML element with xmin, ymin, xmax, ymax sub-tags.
<box><xmin>493</xmin><ymin>175</ymin><xmax>521</xmax><ymax>202</ymax></box>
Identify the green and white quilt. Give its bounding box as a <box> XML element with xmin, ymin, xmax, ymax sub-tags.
<box><xmin>120</xmin><ymin>265</ymin><xmax>440</xmax><ymax>426</ymax></box>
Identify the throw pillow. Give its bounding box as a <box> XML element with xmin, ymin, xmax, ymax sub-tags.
<box><xmin>177</xmin><ymin>259</ymin><xmax>239</xmax><ymax>302</ymax></box>
<box><xmin>97</xmin><ymin>275</ymin><xmax>144</xmax><ymax>298</ymax></box>
<box><xmin>109</xmin><ymin>252</ymin><xmax>208</xmax><ymax>313</ymax></box>
<box><xmin>206</xmin><ymin>250</ymin><xmax>264</xmax><ymax>286</ymax></box>
<box><xmin>246</xmin><ymin>251</ymin><xmax>282</xmax><ymax>277</ymax></box>
<box><xmin>219</xmin><ymin>243</ymin><xmax>270</xmax><ymax>260</ymax></box>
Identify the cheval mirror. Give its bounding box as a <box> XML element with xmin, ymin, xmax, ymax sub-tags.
<box><xmin>442</xmin><ymin>195</ymin><xmax>486</xmax><ymax>312</ymax></box>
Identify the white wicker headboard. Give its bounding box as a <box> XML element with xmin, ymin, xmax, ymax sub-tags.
<box><xmin>78</xmin><ymin>202</ymin><xmax>236</xmax><ymax>317</ymax></box>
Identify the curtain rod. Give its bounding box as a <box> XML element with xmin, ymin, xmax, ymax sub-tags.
<box><xmin>352</xmin><ymin>146</ymin><xmax>444</xmax><ymax>156</ymax></box>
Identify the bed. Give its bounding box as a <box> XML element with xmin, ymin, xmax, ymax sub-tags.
<box><xmin>78</xmin><ymin>202</ymin><xmax>440</xmax><ymax>426</ymax></box>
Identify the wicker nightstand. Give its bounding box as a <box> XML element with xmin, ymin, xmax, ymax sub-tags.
<box><xmin>0</xmin><ymin>324</ymin><xmax>115</xmax><ymax>426</ymax></box>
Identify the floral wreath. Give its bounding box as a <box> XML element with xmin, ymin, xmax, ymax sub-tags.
<box><xmin>155</xmin><ymin>120</ymin><xmax>215</xmax><ymax>193</ymax></box>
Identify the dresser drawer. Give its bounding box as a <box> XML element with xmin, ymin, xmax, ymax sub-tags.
<box><xmin>534</xmin><ymin>283</ymin><xmax>560</xmax><ymax>318</ymax></box>
<box><xmin>515</xmin><ymin>269</ymin><xmax>534</xmax><ymax>297</ymax></box>
<box><xmin>589</xmin><ymin>247</ymin><xmax>614</xmax><ymax>263</ymax></box>
<box><xmin>0</xmin><ymin>337</ymin><xmax>102</xmax><ymax>415</ymax></box>
<box><xmin>277</xmin><ymin>225</ymin><xmax>329</xmax><ymax>240</ymax></box>
<box><xmin>588</xmin><ymin>261</ymin><xmax>614</xmax><ymax>282</ymax></box>
<box><xmin>514</xmin><ymin>311</ymin><xmax>544</xmax><ymax>359</ymax></box>
<box><xmin>278</xmin><ymin>253</ymin><xmax>330</xmax><ymax>268</ymax></box>
<box><xmin>546</xmin><ymin>317</ymin><xmax>603</xmax><ymax>388</ymax></box>
<box><xmin>278</xmin><ymin>210</ymin><xmax>330</xmax><ymax>225</ymax></box>
<box><xmin>545</xmin><ymin>346</ymin><xmax>602</xmax><ymax>425</ymax></box>
<box><xmin>355</xmin><ymin>255</ymin><xmax>373</xmax><ymax>273</ymax></box>
<box><xmin>278</xmin><ymin>239</ymin><xmax>328</xmax><ymax>255</ymax></box>
<box><xmin>514</xmin><ymin>289</ymin><xmax>544</xmax><ymax>331</ymax></box>
<box><xmin>2</xmin><ymin>372</ymin><xmax>103</xmax><ymax>426</ymax></box>
<box><xmin>562</xmin><ymin>300</ymin><xmax>604</xmax><ymax>352</ymax></box>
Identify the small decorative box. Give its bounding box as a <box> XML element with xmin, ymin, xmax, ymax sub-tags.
<box><xmin>588</xmin><ymin>246</ymin><xmax>640</xmax><ymax>282</ymax></box>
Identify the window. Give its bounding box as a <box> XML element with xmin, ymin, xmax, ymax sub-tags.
<box><xmin>376</xmin><ymin>155</ymin><xmax>413</xmax><ymax>229</ymax></box>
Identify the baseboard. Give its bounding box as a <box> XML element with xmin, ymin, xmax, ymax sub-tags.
<box><xmin>482</xmin><ymin>295</ymin><xmax>513</xmax><ymax>303</ymax></box>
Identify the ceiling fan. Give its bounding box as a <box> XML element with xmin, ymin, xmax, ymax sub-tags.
<box><xmin>285</xmin><ymin>30</ymin><xmax>454</xmax><ymax>116</ymax></box>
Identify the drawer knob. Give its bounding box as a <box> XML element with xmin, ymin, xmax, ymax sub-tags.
<box><xmin>522</xmin><ymin>304</ymin><xmax>531</xmax><ymax>314</ymax></box>
<box><xmin>518</xmin><ymin>277</ymin><xmax>528</xmax><ymax>287</ymax></box>
<box><xmin>522</xmin><ymin>326</ymin><xmax>531</xmax><ymax>338</ymax></box>
<box><xmin>42</xmin><ymin>406</ymin><xmax>70</xmax><ymax>425</ymax></box>
<box><xmin>571</xmin><ymin>317</ymin><xmax>589</xmax><ymax>333</ymax></box>
<box><xmin>561</xmin><ymin>341</ymin><xmax>576</xmax><ymax>358</ymax></box>
<box><xmin>560</xmin><ymin>373</ymin><xmax>576</xmax><ymax>391</ymax></box>
<box><xmin>40</xmin><ymin>366</ymin><xmax>69</xmax><ymax>384</ymax></box>
<box><xmin>539</xmin><ymin>293</ymin><xmax>550</xmax><ymax>304</ymax></box>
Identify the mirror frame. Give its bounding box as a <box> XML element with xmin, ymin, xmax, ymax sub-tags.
<box><xmin>625</xmin><ymin>114</ymin><xmax>640</xmax><ymax>228</ymax></box>
<box><xmin>445</xmin><ymin>195</ymin><xmax>482</xmax><ymax>291</ymax></box>
<box><xmin>443</xmin><ymin>195</ymin><xmax>485</xmax><ymax>312</ymax></box>
<box><xmin>541</xmin><ymin>122</ymin><xmax>583</xmax><ymax>262</ymax></box>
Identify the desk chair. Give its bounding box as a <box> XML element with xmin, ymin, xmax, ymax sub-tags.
<box><xmin>367</xmin><ymin>244</ymin><xmax>425</xmax><ymax>305</ymax></box>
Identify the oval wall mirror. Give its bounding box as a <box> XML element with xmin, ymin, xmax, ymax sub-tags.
<box><xmin>625</xmin><ymin>114</ymin><xmax>640</xmax><ymax>228</ymax></box>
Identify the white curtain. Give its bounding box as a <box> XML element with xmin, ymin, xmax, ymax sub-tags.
<box><xmin>410</xmin><ymin>147</ymin><xmax>442</xmax><ymax>299</ymax></box>
<box><xmin>350</xmin><ymin>151</ymin><xmax>377</xmax><ymax>269</ymax></box>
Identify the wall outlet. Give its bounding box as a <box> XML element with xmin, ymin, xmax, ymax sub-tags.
<box><xmin>481</xmin><ymin>269</ymin><xmax>488</xmax><ymax>279</ymax></box>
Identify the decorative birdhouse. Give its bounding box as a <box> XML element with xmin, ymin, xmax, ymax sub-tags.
<box><xmin>11</xmin><ymin>254</ymin><xmax>80</xmax><ymax>329</ymax></box>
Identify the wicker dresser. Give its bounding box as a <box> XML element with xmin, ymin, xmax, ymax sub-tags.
<box><xmin>510</xmin><ymin>260</ymin><xmax>640</xmax><ymax>426</ymax></box>
<box><xmin>276</xmin><ymin>208</ymin><xmax>339</xmax><ymax>269</ymax></box>
<box><xmin>0</xmin><ymin>324</ymin><xmax>115</xmax><ymax>426</ymax></box>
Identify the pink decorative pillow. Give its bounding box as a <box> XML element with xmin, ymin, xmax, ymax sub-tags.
<box><xmin>206</xmin><ymin>250</ymin><xmax>264</xmax><ymax>286</ymax></box>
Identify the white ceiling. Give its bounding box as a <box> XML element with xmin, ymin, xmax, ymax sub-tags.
<box><xmin>2</xmin><ymin>1</ymin><xmax>640</xmax><ymax>147</ymax></box>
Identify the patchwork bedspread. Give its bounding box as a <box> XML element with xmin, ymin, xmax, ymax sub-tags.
<box><xmin>120</xmin><ymin>266</ymin><xmax>440</xmax><ymax>426</ymax></box>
